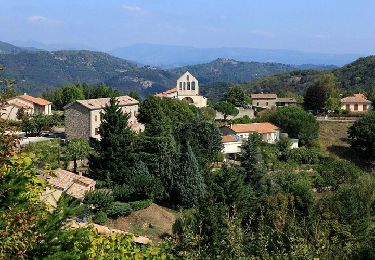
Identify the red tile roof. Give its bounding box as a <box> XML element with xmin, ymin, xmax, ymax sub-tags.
<box><xmin>251</xmin><ymin>93</ymin><xmax>277</xmax><ymax>99</ymax></box>
<box><xmin>7</xmin><ymin>101</ymin><xmax>32</xmax><ymax>109</ymax></box>
<box><xmin>222</xmin><ymin>135</ymin><xmax>238</xmax><ymax>143</ymax></box>
<box><xmin>341</xmin><ymin>93</ymin><xmax>371</xmax><ymax>103</ymax></box>
<box><xmin>230</xmin><ymin>123</ymin><xmax>279</xmax><ymax>134</ymax></box>
<box><xmin>155</xmin><ymin>88</ymin><xmax>177</xmax><ymax>97</ymax></box>
<box><xmin>19</xmin><ymin>94</ymin><xmax>51</xmax><ymax>106</ymax></box>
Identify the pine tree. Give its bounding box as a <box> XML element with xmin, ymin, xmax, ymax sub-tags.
<box><xmin>240</xmin><ymin>133</ymin><xmax>266</xmax><ymax>193</ymax></box>
<box><xmin>173</xmin><ymin>142</ymin><xmax>206</xmax><ymax>208</ymax></box>
<box><xmin>89</xmin><ymin>97</ymin><xmax>136</xmax><ymax>185</ymax></box>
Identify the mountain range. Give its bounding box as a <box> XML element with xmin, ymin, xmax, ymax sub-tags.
<box><xmin>110</xmin><ymin>43</ymin><xmax>361</xmax><ymax>68</ymax></box>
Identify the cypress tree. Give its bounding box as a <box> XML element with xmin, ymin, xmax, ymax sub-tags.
<box><xmin>240</xmin><ymin>133</ymin><xmax>266</xmax><ymax>192</ymax></box>
<box><xmin>173</xmin><ymin>141</ymin><xmax>206</xmax><ymax>208</ymax></box>
<box><xmin>89</xmin><ymin>97</ymin><xmax>136</xmax><ymax>185</ymax></box>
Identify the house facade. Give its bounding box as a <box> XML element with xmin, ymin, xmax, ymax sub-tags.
<box><xmin>276</xmin><ymin>97</ymin><xmax>297</xmax><ymax>107</ymax></box>
<box><xmin>64</xmin><ymin>96</ymin><xmax>143</xmax><ymax>141</ymax></box>
<box><xmin>251</xmin><ymin>93</ymin><xmax>277</xmax><ymax>110</ymax></box>
<box><xmin>341</xmin><ymin>93</ymin><xmax>372</xmax><ymax>112</ymax></box>
<box><xmin>155</xmin><ymin>71</ymin><xmax>207</xmax><ymax>107</ymax></box>
<box><xmin>2</xmin><ymin>94</ymin><xmax>52</xmax><ymax>121</ymax></box>
<box><xmin>221</xmin><ymin>135</ymin><xmax>242</xmax><ymax>161</ymax></box>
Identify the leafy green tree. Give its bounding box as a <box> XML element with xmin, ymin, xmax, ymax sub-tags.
<box><xmin>201</xmin><ymin>106</ymin><xmax>216</xmax><ymax>121</ymax></box>
<box><xmin>224</xmin><ymin>85</ymin><xmax>250</xmax><ymax>106</ymax></box>
<box><xmin>66</xmin><ymin>138</ymin><xmax>90</xmax><ymax>173</ymax></box>
<box><xmin>264</xmin><ymin>106</ymin><xmax>319</xmax><ymax>147</ymax></box>
<box><xmin>89</xmin><ymin>97</ymin><xmax>136</xmax><ymax>184</ymax></box>
<box><xmin>348</xmin><ymin>112</ymin><xmax>375</xmax><ymax>158</ymax></box>
<box><xmin>214</xmin><ymin>101</ymin><xmax>239</xmax><ymax>121</ymax></box>
<box><xmin>172</xmin><ymin>142</ymin><xmax>205</xmax><ymax>208</ymax></box>
<box><xmin>129</xmin><ymin>90</ymin><xmax>141</xmax><ymax>101</ymax></box>
<box><xmin>304</xmin><ymin>73</ymin><xmax>340</xmax><ymax>113</ymax></box>
<box><xmin>240</xmin><ymin>133</ymin><xmax>266</xmax><ymax>192</ymax></box>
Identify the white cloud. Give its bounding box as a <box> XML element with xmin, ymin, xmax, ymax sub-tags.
<box><xmin>27</xmin><ymin>15</ymin><xmax>49</xmax><ymax>24</ymax></box>
<box><xmin>122</xmin><ymin>5</ymin><xmax>150</xmax><ymax>16</ymax></box>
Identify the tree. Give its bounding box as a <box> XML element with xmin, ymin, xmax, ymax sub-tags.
<box><xmin>264</xmin><ymin>106</ymin><xmax>319</xmax><ymax>147</ymax></box>
<box><xmin>240</xmin><ymin>133</ymin><xmax>266</xmax><ymax>192</ymax></box>
<box><xmin>304</xmin><ymin>73</ymin><xmax>340</xmax><ymax>113</ymax></box>
<box><xmin>89</xmin><ymin>97</ymin><xmax>136</xmax><ymax>184</ymax></box>
<box><xmin>214</xmin><ymin>101</ymin><xmax>239</xmax><ymax>121</ymax></box>
<box><xmin>172</xmin><ymin>142</ymin><xmax>205</xmax><ymax>208</ymax></box>
<box><xmin>348</xmin><ymin>112</ymin><xmax>375</xmax><ymax>158</ymax></box>
<box><xmin>129</xmin><ymin>90</ymin><xmax>141</xmax><ymax>101</ymax></box>
<box><xmin>66</xmin><ymin>138</ymin><xmax>90</xmax><ymax>173</ymax></box>
<box><xmin>224</xmin><ymin>85</ymin><xmax>249</xmax><ymax>106</ymax></box>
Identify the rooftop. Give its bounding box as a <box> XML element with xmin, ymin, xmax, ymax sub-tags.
<box><xmin>18</xmin><ymin>94</ymin><xmax>51</xmax><ymax>106</ymax></box>
<box><xmin>222</xmin><ymin>135</ymin><xmax>240</xmax><ymax>143</ymax></box>
<box><xmin>46</xmin><ymin>169</ymin><xmax>96</xmax><ymax>200</ymax></box>
<box><xmin>341</xmin><ymin>93</ymin><xmax>372</xmax><ymax>103</ymax></box>
<box><xmin>229</xmin><ymin>122</ymin><xmax>279</xmax><ymax>134</ymax></box>
<box><xmin>155</xmin><ymin>88</ymin><xmax>177</xmax><ymax>97</ymax></box>
<box><xmin>251</xmin><ymin>93</ymin><xmax>277</xmax><ymax>99</ymax></box>
<box><xmin>7</xmin><ymin>101</ymin><xmax>32</xmax><ymax>109</ymax></box>
<box><xmin>74</xmin><ymin>96</ymin><xmax>138</xmax><ymax>110</ymax></box>
<box><xmin>276</xmin><ymin>97</ymin><xmax>297</xmax><ymax>103</ymax></box>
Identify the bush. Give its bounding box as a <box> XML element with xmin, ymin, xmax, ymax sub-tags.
<box><xmin>112</xmin><ymin>184</ymin><xmax>135</xmax><ymax>202</ymax></box>
<box><xmin>106</xmin><ymin>202</ymin><xmax>132</xmax><ymax>217</ymax></box>
<box><xmin>286</xmin><ymin>147</ymin><xmax>321</xmax><ymax>164</ymax></box>
<box><xmin>128</xmin><ymin>199</ymin><xmax>153</xmax><ymax>211</ymax></box>
<box><xmin>93</xmin><ymin>211</ymin><xmax>108</xmax><ymax>225</ymax></box>
<box><xmin>84</xmin><ymin>190</ymin><xmax>114</xmax><ymax>211</ymax></box>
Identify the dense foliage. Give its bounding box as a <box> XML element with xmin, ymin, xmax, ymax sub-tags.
<box><xmin>348</xmin><ymin>111</ymin><xmax>375</xmax><ymax>158</ymax></box>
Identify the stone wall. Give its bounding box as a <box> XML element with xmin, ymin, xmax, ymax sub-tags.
<box><xmin>65</xmin><ymin>103</ymin><xmax>91</xmax><ymax>140</ymax></box>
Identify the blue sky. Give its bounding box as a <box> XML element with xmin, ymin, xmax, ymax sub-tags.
<box><xmin>1</xmin><ymin>0</ymin><xmax>375</xmax><ymax>54</ymax></box>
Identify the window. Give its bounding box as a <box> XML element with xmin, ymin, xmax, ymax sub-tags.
<box><xmin>100</xmin><ymin>113</ymin><xmax>103</xmax><ymax>121</ymax></box>
<box><xmin>187</xmin><ymin>75</ymin><xmax>190</xmax><ymax>81</ymax></box>
<box><xmin>346</xmin><ymin>104</ymin><xmax>350</xmax><ymax>111</ymax></box>
<box><xmin>266</xmin><ymin>102</ymin><xmax>269</xmax><ymax>106</ymax></box>
<box><xmin>354</xmin><ymin>104</ymin><xmax>358</xmax><ymax>111</ymax></box>
<box><xmin>183</xmin><ymin>82</ymin><xmax>186</xmax><ymax>90</ymax></box>
<box><xmin>363</xmin><ymin>104</ymin><xmax>368</xmax><ymax>111</ymax></box>
<box><xmin>179</xmin><ymin>82</ymin><xmax>182</xmax><ymax>90</ymax></box>
<box><xmin>95</xmin><ymin>115</ymin><xmax>98</xmax><ymax>122</ymax></box>
<box><xmin>257</xmin><ymin>102</ymin><xmax>259</xmax><ymax>106</ymax></box>
<box><xmin>187</xmin><ymin>82</ymin><xmax>190</xmax><ymax>90</ymax></box>
<box><xmin>192</xmin><ymin>81</ymin><xmax>196</xmax><ymax>90</ymax></box>
<box><xmin>95</xmin><ymin>128</ymin><xmax>99</xmax><ymax>135</ymax></box>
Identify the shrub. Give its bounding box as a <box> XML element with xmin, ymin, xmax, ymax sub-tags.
<box><xmin>112</xmin><ymin>184</ymin><xmax>135</xmax><ymax>202</ymax></box>
<box><xmin>106</xmin><ymin>202</ymin><xmax>132</xmax><ymax>217</ymax></box>
<box><xmin>93</xmin><ymin>211</ymin><xmax>108</xmax><ymax>225</ymax></box>
<box><xmin>84</xmin><ymin>190</ymin><xmax>114</xmax><ymax>211</ymax></box>
<box><xmin>128</xmin><ymin>199</ymin><xmax>153</xmax><ymax>211</ymax></box>
<box><xmin>286</xmin><ymin>147</ymin><xmax>321</xmax><ymax>164</ymax></box>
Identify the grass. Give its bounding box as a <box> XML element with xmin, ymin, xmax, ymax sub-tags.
<box><xmin>319</xmin><ymin>121</ymin><xmax>374</xmax><ymax>170</ymax></box>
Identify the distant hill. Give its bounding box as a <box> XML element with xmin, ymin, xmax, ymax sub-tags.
<box><xmin>244</xmin><ymin>56</ymin><xmax>375</xmax><ymax>96</ymax></box>
<box><xmin>110</xmin><ymin>43</ymin><xmax>360</xmax><ymax>68</ymax></box>
<box><xmin>170</xmin><ymin>58</ymin><xmax>330</xmax><ymax>85</ymax></box>
<box><xmin>0</xmin><ymin>41</ymin><xmax>24</xmax><ymax>54</ymax></box>
<box><xmin>0</xmin><ymin>49</ymin><xmax>177</xmax><ymax>96</ymax></box>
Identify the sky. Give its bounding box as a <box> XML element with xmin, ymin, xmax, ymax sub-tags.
<box><xmin>1</xmin><ymin>0</ymin><xmax>375</xmax><ymax>54</ymax></box>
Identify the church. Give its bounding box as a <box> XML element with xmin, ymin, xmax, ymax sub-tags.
<box><xmin>155</xmin><ymin>71</ymin><xmax>207</xmax><ymax>107</ymax></box>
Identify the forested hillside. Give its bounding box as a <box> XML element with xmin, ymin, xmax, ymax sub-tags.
<box><xmin>0</xmin><ymin>49</ymin><xmax>176</xmax><ymax>96</ymax></box>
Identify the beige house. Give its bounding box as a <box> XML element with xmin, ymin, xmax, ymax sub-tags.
<box><xmin>251</xmin><ymin>93</ymin><xmax>277</xmax><ymax>110</ymax></box>
<box><xmin>155</xmin><ymin>71</ymin><xmax>207</xmax><ymax>107</ymax></box>
<box><xmin>221</xmin><ymin>123</ymin><xmax>280</xmax><ymax>144</ymax></box>
<box><xmin>64</xmin><ymin>96</ymin><xmax>143</xmax><ymax>141</ymax></box>
<box><xmin>341</xmin><ymin>93</ymin><xmax>372</xmax><ymax>112</ymax></box>
<box><xmin>2</xmin><ymin>93</ymin><xmax>52</xmax><ymax>121</ymax></box>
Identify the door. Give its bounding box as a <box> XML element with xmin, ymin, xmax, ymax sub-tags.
<box><xmin>354</xmin><ymin>104</ymin><xmax>358</xmax><ymax>111</ymax></box>
<box><xmin>363</xmin><ymin>104</ymin><xmax>367</xmax><ymax>111</ymax></box>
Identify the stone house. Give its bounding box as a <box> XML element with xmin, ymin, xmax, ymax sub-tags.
<box><xmin>251</xmin><ymin>93</ymin><xmax>277</xmax><ymax>110</ymax></box>
<box><xmin>341</xmin><ymin>93</ymin><xmax>372</xmax><ymax>112</ymax></box>
<box><xmin>155</xmin><ymin>71</ymin><xmax>207</xmax><ymax>107</ymax></box>
<box><xmin>276</xmin><ymin>97</ymin><xmax>298</xmax><ymax>107</ymax></box>
<box><xmin>64</xmin><ymin>96</ymin><xmax>143</xmax><ymax>141</ymax></box>
<box><xmin>2</xmin><ymin>93</ymin><xmax>52</xmax><ymax>121</ymax></box>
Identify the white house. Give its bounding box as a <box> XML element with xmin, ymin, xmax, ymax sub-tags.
<box><xmin>64</xmin><ymin>96</ymin><xmax>144</xmax><ymax>141</ymax></box>
<box><xmin>221</xmin><ymin>123</ymin><xmax>280</xmax><ymax>144</ymax></box>
<box><xmin>341</xmin><ymin>93</ymin><xmax>372</xmax><ymax>112</ymax></box>
<box><xmin>155</xmin><ymin>71</ymin><xmax>207</xmax><ymax>107</ymax></box>
<box><xmin>2</xmin><ymin>93</ymin><xmax>52</xmax><ymax>121</ymax></box>
<box><xmin>221</xmin><ymin>135</ymin><xmax>242</xmax><ymax>161</ymax></box>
